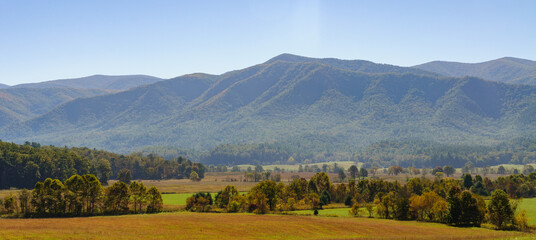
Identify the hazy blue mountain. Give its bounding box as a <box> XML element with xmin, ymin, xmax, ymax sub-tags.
<box><xmin>414</xmin><ymin>57</ymin><xmax>536</xmax><ymax>84</ymax></box>
<box><xmin>12</xmin><ymin>74</ymin><xmax>164</xmax><ymax>90</ymax></box>
<box><xmin>267</xmin><ymin>53</ymin><xmax>439</xmax><ymax>76</ymax></box>
<box><xmin>0</xmin><ymin>88</ymin><xmax>112</xmax><ymax>127</ymax></box>
<box><xmin>0</xmin><ymin>83</ymin><xmax>9</xmax><ymax>89</ymax></box>
<box><xmin>2</xmin><ymin>54</ymin><xmax>536</xmax><ymax>154</ymax></box>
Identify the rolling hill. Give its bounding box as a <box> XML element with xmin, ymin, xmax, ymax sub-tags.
<box><xmin>0</xmin><ymin>88</ymin><xmax>112</xmax><ymax>127</ymax></box>
<box><xmin>414</xmin><ymin>57</ymin><xmax>536</xmax><ymax>84</ymax></box>
<box><xmin>2</xmin><ymin>54</ymin><xmax>536</xmax><ymax>154</ymax></box>
<box><xmin>12</xmin><ymin>74</ymin><xmax>164</xmax><ymax>90</ymax></box>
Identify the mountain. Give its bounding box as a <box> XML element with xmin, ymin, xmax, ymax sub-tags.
<box><xmin>0</xmin><ymin>88</ymin><xmax>112</xmax><ymax>127</ymax></box>
<box><xmin>414</xmin><ymin>57</ymin><xmax>536</xmax><ymax>84</ymax></box>
<box><xmin>12</xmin><ymin>74</ymin><xmax>164</xmax><ymax>90</ymax></box>
<box><xmin>2</xmin><ymin>54</ymin><xmax>536</xmax><ymax>154</ymax></box>
<box><xmin>266</xmin><ymin>53</ymin><xmax>439</xmax><ymax>76</ymax></box>
<box><xmin>0</xmin><ymin>83</ymin><xmax>9</xmax><ymax>89</ymax></box>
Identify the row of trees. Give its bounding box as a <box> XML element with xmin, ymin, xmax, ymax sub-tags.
<box><xmin>145</xmin><ymin>137</ymin><xmax>536</xmax><ymax>168</ymax></box>
<box><xmin>185</xmin><ymin>172</ymin><xmax>533</xmax><ymax>230</ymax></box>
<box><xmin>0</xmin><ymin>141</ymin><xmax>205</xmax><ymax>189</ymax></box>
<box><xmin>356</xmin><ymin>138</ymin><xmax>536</xmax><ymax>168</ymax></box>
<box><xmin>0</xmin><ymin>174</ymin><xmax>163</xmax><ymax>217</ymax></box>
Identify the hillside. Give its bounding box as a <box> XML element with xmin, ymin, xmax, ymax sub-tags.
<box><xmin>0</xmin><ymin>87</ymin><xmax>112</xmax><ymax>127</ymax></box>
<box><xmin>2</xmin><ymin>54</ymin><xmax>536</xmax><ymax>155</ymax></box>
<box><xmin>414</xmin><ymin>57</ymin><xmax>536</xmax><ymax>84</ymax></box>
<box><xmin>12</xmin><ymin>74</ymin><xmax>164</xmax><ymax>90</ymax></box>
<box><xmin>0</xmin><ymin>83</ymin><xmax>9</xmax><ymax>89</ymax></box>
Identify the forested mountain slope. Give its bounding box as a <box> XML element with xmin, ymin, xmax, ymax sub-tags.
<box><xmin>12</xmin><ymin>74</ymin><xmax>164</xmax><ymax>90</ymax></box>
<box><xmin>414</xmin><ymin>57</ymin><xmax>536</xmax><ymax>84</ymax></box>
<box><xmin>2</xmin><ymin>54</ymin><xmax>536</xmax><ymax>155</ymax></box>
<box><xmin>0</xmin><ymin>88</ymin><xmax>112</xmax><ymax>127</ymax></box>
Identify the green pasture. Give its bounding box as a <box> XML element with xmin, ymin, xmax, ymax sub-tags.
<box><xmin>292</xmin><ymin>207</ymin><xmax>353</xmax><ymax>217</ymax></box>
<box><xmin>518</xmin><ymin>198</ymin><xmax>536</xmax><ymax>225</ymax></box>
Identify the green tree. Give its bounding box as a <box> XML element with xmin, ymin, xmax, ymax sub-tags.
<box><xmin>96</xmin><ymin>158</ymin><xmax>112</xmax><ymax>185</ymax></box>
<box><xmin>3</xmin><ymin>195</ymin><xmax>18</xmax><ymax>214</ymax></box>
<box><xmin>348</xmin><ymin>165</ymin><xmax>358</xmax><ymax>179</ymax></box>
<box><xmin>338</xmin><ymin>169</ymin><xmax>346</xmax><ymax>181</ymax></box>
<box><xmin>104</xmin><ymin>182</ymin><xmax>130</xmax><ymax>213</ymax></box>
<box><xmin>118</xmin><ymin>169</ymin><xmax>132</xmax><ymax>184</ymax></box>
<box><xmin>497</xmin><ymin>166</ymin><xmax>506</xmax><ymax>175</ymax></box>
<box><xmin>488</xmin><ymin>189</ymin><xmax>515</xmax><ymax>229</ymax></box>
<box><xmin>462</xmin><ymin>174</ymin><xmax>473</xmax><ymax>189</ymax></box>
<box><xmin>146</xmin><ymin>186</ymin><xmax>163</xmax><ymax>213</ymax></box>
<box><xmin>446</xmin><ymin>186</ymin><xmax>462</xmax><ymax>225</ymax></box>
<box><xmin>83</xmin><ymin>174</ymin><xmax>102</xmax><ymax>213</ymax></box>
<box><xmin>359</xmin><ymin>168</ymin><xmax>368</xmax><ymax>179</ymax></box>
<box><xmin>459</xmin><ymin>191</ymin><xmax>484</xmax><ymax>226</ymax></box>
<box><xmin>215</xmin><ymin>185</ymin><xmax>239</xmax><ymax>209</ymax></box>
<box><xmin>64</xmin><ymin>175</ymin><xmax>86</xmax><ymax>214</ymax></box>
<box><xmin>186</xmin><ymin>192</ymin><xmax>213</xmax><ymax>212</ymax></box>
<box><xmin>319</xmin><ymin>190</ymin><xmax>331</xmax><ymax>206</ymax></box>
<box><xmin>18</xmin><ymin>189</ymin><xmax>31</xmax><ymax>214</ymax></box>
<box><xmin>129</xmin><ymin>181</ymin><xmax>147</xmax><ymax>213</ymax></box>
<box><xmin>443</xmin><ymin>166</ymin><xmax>455</xmax><ymax>177</ymax></box>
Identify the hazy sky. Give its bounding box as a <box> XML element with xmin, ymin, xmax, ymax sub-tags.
<box><xmin>1</xmin><ymin>0</ymin><xmax>535</xmax><ymax>85</ymax></box>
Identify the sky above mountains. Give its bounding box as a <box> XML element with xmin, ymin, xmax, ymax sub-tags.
<box><xmin>1</xmin><ymin>0</ymin><xmax>535</xmax><ymax>85</ymax></box>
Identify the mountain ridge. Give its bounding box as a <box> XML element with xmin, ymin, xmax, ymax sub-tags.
<box><xmin>12</xmin><ymin>74</ymin><xmax>164</xmax><ymax>90</ymax></box>
<box><xmin>2</xmin><ymin>54</ymin><xmax>536</xmax><ymax>154</ymax></box>
<box><xmin>414</xmin><ymin>57</ymin><xmax>536</xmax><ymax>84</ymax></box>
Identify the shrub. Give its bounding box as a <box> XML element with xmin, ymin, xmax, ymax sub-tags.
<box><xmin>349</xmin><ymin>203</ymin><xmax>360</xmax><ymax>217</ymax></box>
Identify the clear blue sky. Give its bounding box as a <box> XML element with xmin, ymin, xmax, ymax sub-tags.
<box><xmin>1</xmin><ymin>0</ymin><xmax>535</xmax><ymax>85</ymax></box>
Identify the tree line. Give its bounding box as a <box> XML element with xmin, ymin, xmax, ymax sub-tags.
<box><xmin>0</xmin><ymin>141</ymin><xmax>205</xmax><ymax>189</ymax></box>
<box><xmin>355</xmin><ymin>138</ymin><xmax>536</xmax><ymax>168</ymax></box>
<box><xmin>141</xmin><ymin>137</ymin><xmax>536</xmax><ymax>169</ymax></box>
<box><xmin>0</xmin><ymin>174</ymin><xmax>163</xmax><ymax>217</ymax></box>
<box><xmin>185</xmin><ymin>171</ymin><xmax>534</xmax><ymax>231</ymax></box>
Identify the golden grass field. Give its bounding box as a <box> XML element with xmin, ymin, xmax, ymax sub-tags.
<box><xmin>0</xmin><ymin>212</ymin><xmax>532</xmax><ymax>240</ymax></box>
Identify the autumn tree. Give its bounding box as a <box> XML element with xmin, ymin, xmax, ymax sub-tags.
<box><xmin>190</xmin><ymin>171</ymin><xmax>201</xmax><ymax>181</ymax></box>
<box><xmin>215</xmin><ymin>185</ymin><xmax>239</xmax><ymax>209</ymax></box>
<box><xmin>249</xmin><ymin>180</ymin><xmax>283</xmax><ymax>211</ymax></box>
<box><xmin>309</xmin><ymin>172</ymin><xmax>332</xmax><ymax>194</ymax></box>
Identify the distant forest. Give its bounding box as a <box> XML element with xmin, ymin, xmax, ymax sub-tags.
<box><xmin>0</xmin><ymin>141</ymin><xmax>205</xmax><ymax>189</ymax></box>
<box><xmin>141</xmin><ymin>137</ymin><xmax>536</xmax><ymax>168</ymax></box>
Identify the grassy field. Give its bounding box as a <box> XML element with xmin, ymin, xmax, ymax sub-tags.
<box><xmin>162</xmin><ymin>193</ymin><xmax>198</xmax><ymax>206</ymax></box>
<box><xmin>519</xmin><ymin>198</ymin><xmax>536</xmax><ymax>225</ymax></box>
<box><xmin>0</xmin><ymin>211</ymin><xmax>530</xmax><ymax>240</ymax></box>
<box><xmin>292</xmin><ymin>207</ymin><xmax>353</xmax><ymax>217</ymax></box>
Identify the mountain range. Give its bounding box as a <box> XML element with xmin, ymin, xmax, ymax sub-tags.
<box><xmin>11</xmin><ymin>74</ymin><xmax>163</xmax><ymax>90</ymax></box>
<box><xmin>414</xmin><ymin>57</ymin><xmax>536</xmax><ymax>85</ymax></box>
<box><xmin>0</xmin><ymin>75</ymin><xmax>165</xmax><ymax>128</ymax></box>
<box><xmin>1</xmin><ymin>54</ymin><xmax>536</xmax><ymax>154</ymax></box>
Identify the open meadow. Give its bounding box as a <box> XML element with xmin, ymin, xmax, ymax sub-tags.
<box><xmin>0</xmin><ymin>211</ymin><xmax>532</xmax><ymax>240</ymax></box>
